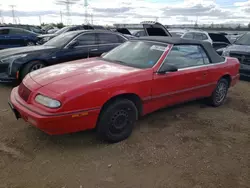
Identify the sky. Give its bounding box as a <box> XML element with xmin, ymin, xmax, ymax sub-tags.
<box><xmin>0</xmin><ymin>0</ymin><xmax>250</xmax><ymax>25</ymax></box>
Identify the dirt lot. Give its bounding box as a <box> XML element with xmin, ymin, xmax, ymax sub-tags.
<box><xmin>0</xmin><ymin>80</ymin><xmax>249</xmax><ymax>188</ymax></box>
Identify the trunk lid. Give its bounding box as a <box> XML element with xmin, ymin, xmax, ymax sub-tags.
<box><xmin>141</xmin><ymin>21</ymin><xmax>171</xmax><ymax>37</ymax></box>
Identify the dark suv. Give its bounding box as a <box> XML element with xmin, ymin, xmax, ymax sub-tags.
<box><xmin>217</xmin><ymin>32</ymin><xmax>250</xmax><ymax>78</ymax></box>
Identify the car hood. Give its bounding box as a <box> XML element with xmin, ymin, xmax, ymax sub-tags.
<box><xmin>0</xmin><ymin>45</ymin><xmax>56</xmax><ymax>59</ymax></box>
<box><xmin>225</xmin><ymin>44</ymin><xmax>250</xmax><ymax>53</ymax></box>
<box><xmin>38</xmin><ymin>33</ymin><xmax>57</xmax><ymax>38</ymax></box>
<box><xmin>29</xmin><ymin>58</ymin><xmax>141</xmax><ymax>94</ymax></box>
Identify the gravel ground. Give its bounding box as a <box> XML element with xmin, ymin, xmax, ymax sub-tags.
<box><xmin>0</xmin><ymin>80</ymin><xmax>249</xmax><ymax>188</ymax></box>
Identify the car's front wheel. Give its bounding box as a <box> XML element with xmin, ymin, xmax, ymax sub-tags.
<box><xmin>208</xmin><ymin>78</ymin><xmax>229</xmax><ymax>107</ymax></box>
<box><xmin>97</xmin><ymin>99</ymin><xmax>138</xmax><ymax>143</ymax></box>
<box><xmin>20</xmin><ymin>61</ymin><xmax>46</xmax><ymax>80</ymax></box>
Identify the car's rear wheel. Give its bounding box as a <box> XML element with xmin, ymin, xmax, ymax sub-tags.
<box><xmin>20</xmin><ymin>61</ymin><xmax>46</xmax><ymax>80</ymax></box>
<box><xmin>208</xmin><ymin>78</ymin><xmax>229</xmax><ymax>107</ymax></box>
<box><xmin>97</xmin><ymin>99</ymin><xmax>138</xmax><ymax>143</ymax></box>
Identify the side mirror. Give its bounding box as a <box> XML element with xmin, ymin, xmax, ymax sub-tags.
<box><xmin>158</xmin><ymin>64</ymin><xmax>178</xmax><ymax>74</ymax></box>
<box><xmin>101</xmin><ymin>52</ymin><xmax>107</xmax><ymax>57</ymax></box>
<box><xmin>68</xmin><ymin>40</ymin><xmax>78</xmax><ymax>48</ymax></box>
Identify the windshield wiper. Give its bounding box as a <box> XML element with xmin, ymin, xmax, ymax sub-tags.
<box><xmin>101</xmin><ymin>58</ymin><xmax>127</xmax><ymax>65</ymax></box>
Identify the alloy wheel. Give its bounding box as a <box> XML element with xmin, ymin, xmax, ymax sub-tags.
<box><xmin>215</xmin><ymin>82</ymin><xmax>227</xmax><ymax>104</ymax></box>
<box><xmin>30</xmin><ymin>63</ymin><xmax>45</xmax><ymax>72</ymax></box>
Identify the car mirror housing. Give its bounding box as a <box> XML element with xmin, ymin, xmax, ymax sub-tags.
<box><xmin>158</xmin><ymin>64</ymin><xmax>178</xmax><ymax>74</ymax></box>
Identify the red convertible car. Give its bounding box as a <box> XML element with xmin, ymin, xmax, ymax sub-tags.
<box><xmin>9</xmin><ymin>37</ymin><xmax>240</xmax><ymax>142</ymax></box>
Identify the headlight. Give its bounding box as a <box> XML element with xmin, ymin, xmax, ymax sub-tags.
<box><xmin>222</xmin><ymin>50</ymin><xmax>230</xmax><ymax>57</ymax></box>
<box><xmin>1</xmin><ymin>54</ymin><xmax>27</xmax><ymax>64</ymax></box>
<box><xmin>35</xmin><ymin>94</ymin><xmax>61</xmax><ymax>108</ymax></box>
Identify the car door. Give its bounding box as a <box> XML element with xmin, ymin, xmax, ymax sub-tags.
<box><xmin>97</xmin><ymin>33</ymin><xmax>126</xmax><ymax>55</ymax></box>
<box><xmin>52</xmin><ymin>32</ymin><xmax>98</xmax><ymax>64</ymax></box>
<box><xmin>152</xmin><ymin>44</ymin><xmax>210</xmax><ymax>109</ymax></box>
<box><xmin>0</xmin><ymin>29</ymin><xmax>10</xmax><ymax>49</ymax></box>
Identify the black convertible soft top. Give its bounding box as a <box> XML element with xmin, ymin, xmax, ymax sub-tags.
<box><xmin>132</xmin><ymin>36</ymin><xmax>225</xmax><ymax>64</ymax></box>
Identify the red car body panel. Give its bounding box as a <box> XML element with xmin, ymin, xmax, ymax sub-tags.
<box><xmin>10</xmin><ymin>46</ymin><xmax>240</xmax><ymax>135</ymax></box>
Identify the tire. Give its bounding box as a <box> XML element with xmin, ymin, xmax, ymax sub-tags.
<box><xmin>207</xmin><ymin>78</ymin><xmax>229</xmax><ymax>107</ymax></box>
<box><xmin>97</xmin><ymin>99</ymin><xmax>138</xmax><ymax>143</ymax></box>
<box><xmin>20</xmin><ymin>61</ymin><xmax>46</xmax><ymax>80</ymax></box>
<box><xmin>26</xmin><ymin>41</ymin><xmax>35</xmax><ymax>46</ymax></box>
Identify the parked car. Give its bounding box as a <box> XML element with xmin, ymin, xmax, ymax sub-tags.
<box><xmin>181</xmin><ymin>30</ymin><xmax>231</xmax><ymax>50</ymax></box>
<box><xmin>0</xmin><ymin>27</ymin><xmax>39</xmax><ymax>49</ymax></box>
<box><xmin>0</xmin><ymin>30</ymin><xmax>131</xmax><ymax>83</ymax></box>
<box><xmin>113</xmin><ymin>28</ymin><xmax>132</xmax><ymax>35</ymax></box>
<box><xmin>91</xmin><ymin>25</ymin><xmax>106</xmax><ymax>29</ymax></box>
<box><xmin>217</xmin><ymin>32</ymin><xmax>250</xmax><ymax>78</ymax></box>
<box><xmin>168</xmin><ymin>29</ymin><xmax>186</xmax><ymax>37</ymax></box>
<box><xmin>47</xmin><ymin>28</ymin><xmax>59</xmax><ymax>34</ymax></box>
<box><xmin>9</xmin><ymin>37</ymin><xmax>240</xmax><ymax>142</ymax></box>
<box><xmin>0</xmin><ymin>24</ymin><xmax>45</xmax><ymax>34</ymax></box>
<box><xmin>226</xmin><ymin>33</ymin><xmax>243</xmax><ymax>43</ymax></box>
<box><xmin>141</xmin><ymin>21</ymin><xmax>171</xmax><ymax>36</ymax></box>
<box><xmin>37</xmin><ymin>25</ymin><xmax>89</xmax><ymax>44</ymax></box>
<box><xmin>114</xmin><ymin>21</ymin><xmax>172</xmax><ymax>37</ymax></box>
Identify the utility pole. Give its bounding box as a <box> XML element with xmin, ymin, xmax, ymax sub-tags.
<box><xmin>0</xmin><ymin>5</ymin><xmax>4</xmax><ymax>24</ymax></box>
<box><xmin>91</xmin><ymin>13</ymin><xmax>93</xmax><ymax>25</ymax></box>
<box><xmin>17</xmin><ymin>17</ymin><xmax>20</xmax><ymax>24</ymax></box>
<box><xmin>84</xmin><ymin>0</ymin><xmax>88</xmax><ymax>24</ymax></box>
<box><xmin>39</xmin><ymin>15</ymin><xmax>42</xmax><ymax>25</ymax></box>
<box><xmin>0</xmin><ymin>4</ymin><xmax>3</xmax><ymax>24</ymax></box>
<box><xmin>55</xmin><ymin>0</ymin><xmax>79</xmax><ymax>25</ymax></box>
<box><xmin>9</xmin><ymin>5</ymin><xmax>17</xmax><ymax>24</ymax></box>
<box><xmin>60</xmin><ymin>10</ymin><xmax>63</xmax><ymax>23</ymax></box>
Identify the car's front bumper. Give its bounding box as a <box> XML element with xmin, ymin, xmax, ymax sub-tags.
<box><xmin>0</xmin><ymin>72</ymin><xmax>17</xmax><ymax>83</ymax></box>
<box><xmin>10</xmin><ymin>87</ymin><xmax>100</xmax><ymax>135</ymax></box>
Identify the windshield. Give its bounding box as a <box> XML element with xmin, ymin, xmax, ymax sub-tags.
<box><xmin>43</xmin><ymin>32</ymin><xmax>76</xmax><ymax>48</ymax></box>
<box><xmin>102</xmin><ymin>41</ymin><xmax>169</xmax><ymax>69</ymax></box>
<box><xmin>55</xmin><ymin>27</ymin><xmax>70</xmax><ymax>35</ymax></box>
<box><xmin>234</xmin><ymin>33</ymin><xmax>250</xmax><ymax>45</ymax></box>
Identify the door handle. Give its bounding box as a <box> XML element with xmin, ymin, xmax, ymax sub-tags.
<box><xmin>90</xmin><ymin>48</ymin><xmax>98</xmax><ymax>52</ymax></box>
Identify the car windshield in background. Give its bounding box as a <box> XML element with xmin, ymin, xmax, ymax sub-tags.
<box><xmin>43</xmin><ymin>32</ymin><xmax>75</xmax><ymax>47</ymax></box>
<box><xmin>102</xmin><ymin>41</ymin><xmax>168</xmax><ymax>69</ymax></box>
<box><xmin>234</xmin><ymin>33</ymin><xmax>250</xmax><ymax>45</ymax></box>
<box><xmin>55</xmin><ymin>27</ymin><xmax>70</xmax><ymax>35</ymax></box>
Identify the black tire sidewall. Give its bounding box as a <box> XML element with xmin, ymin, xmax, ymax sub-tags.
<box><xmin>97</xmin><ymin>99</ymin><xmax>138</xmax><ymax>143</ymax></box>
<box><xmin>211</xmin><ymin>78</ymin><xmax>229</xmax><ymax>107</ymax></box>
<box><xmin>20</xmin><ymin>61</ymin><xmax>45</xmax><ymax>80</ymax></box>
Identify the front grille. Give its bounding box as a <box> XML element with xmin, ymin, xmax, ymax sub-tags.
<box><xmin>18</xmin><ymin>83</ymin><xmax>31</xmax><ymax>102</ymax></box>
<box><xmin>230</xmin><ymin>53</ymin><xmax>250</xmax><ymax>65</ymax></box>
